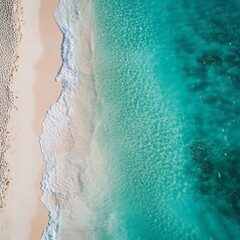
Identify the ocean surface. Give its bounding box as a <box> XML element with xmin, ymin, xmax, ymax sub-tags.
<box><xmin>41</xmin><ymin>0</ymin><xmax>240</xmax><ymax>239</ymax></box>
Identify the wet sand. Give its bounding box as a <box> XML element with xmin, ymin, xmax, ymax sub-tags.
<box><xmin>30</xmin><ymin>0</ymin><xmax>62</xmax><ymax>239</ymax></box>
<box><xmin>33</xmin><ymin>0</ymin><xmax>62</xmax><ymax>135</ymax></box>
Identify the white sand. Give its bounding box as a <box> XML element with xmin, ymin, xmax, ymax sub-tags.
<box><xmin>0</xmin><ymin>0</ymin><xmax>62</xmax><ymax>239</ymax></box>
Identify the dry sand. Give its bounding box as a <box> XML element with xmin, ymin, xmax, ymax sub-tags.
<box><xmin>0</xmin><ymin>0</ymin><xmax>22</xmax><ymax>210</ymax></box>
<box><xmin>0</xmin><ymin>0</ymin><xmax>62</xmax><ymax>239</ymax></box>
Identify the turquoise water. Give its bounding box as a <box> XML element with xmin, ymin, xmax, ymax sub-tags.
<box><xmin>41</xmin><ymin>0</ymin><xmax>240</xmax><ymax>239</ymax></box>
<box><xmin>90</xmin><ymin>0</ymin><xmax>240</xmax><ymax>239</ymax></box>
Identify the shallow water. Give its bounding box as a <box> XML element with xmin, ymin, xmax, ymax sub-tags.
<box><xmin>41</xmin><ymin>0</ymin><xmax>240</xmax><ymax>239</ymax></box>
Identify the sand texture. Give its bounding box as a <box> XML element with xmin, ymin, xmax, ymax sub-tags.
<box><xmin>0</xmin><ymin>0</ymin><xmax>62</xmax><ymax>239</ymax></box>
<box><xmin>0</xmin><ymin>0</ymin><xmax>22</xmax><ymax>209</ymax></box>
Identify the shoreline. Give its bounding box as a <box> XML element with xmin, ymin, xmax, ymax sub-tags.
<box><xmin>40</xmin><ymin>0</ymin><xmax>97</xmax><ymax>238</ymax></box>
<box><xmin>1</xmin><ymin>0</ymin><xmax>62</xmax><ymax>239</ymax></box>
<box><xmin>31</xmin><ymin>0</ymin><xmax>62</xmax><ymax>237</ymax></box>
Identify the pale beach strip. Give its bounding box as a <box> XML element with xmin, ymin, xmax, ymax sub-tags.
<box><xmin>1</xmin><ymin>0</ymin><xmax>62</xmax><ymax>239</ymax></box>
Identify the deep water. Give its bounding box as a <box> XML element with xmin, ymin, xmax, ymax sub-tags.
<box><xmin>91</xmin><ymin>0</ymin><xmax>240</xmax><ymax>239</ymax></box>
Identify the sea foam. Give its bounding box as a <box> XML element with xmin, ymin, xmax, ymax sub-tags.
<box><xmin>40</xmin><ymin>0</ymin><xmax>95</xmax><ymax>239</ymax></box>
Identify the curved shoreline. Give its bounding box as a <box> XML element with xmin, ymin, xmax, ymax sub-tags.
<box><xmin>40</xmin><ymin>0</ymin><xmax>96</xmax><ymax>238</ymax></box>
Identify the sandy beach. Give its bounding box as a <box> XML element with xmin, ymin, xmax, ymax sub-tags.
<box><xmin>0</xmin><ymin>0</ymin><xmax>62</xmax><ymax>239</ymax></box>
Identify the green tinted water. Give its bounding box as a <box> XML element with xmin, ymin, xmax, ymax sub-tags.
<box><xmin>90</xmin><ymin>1</ymin><xmax>240</xmax><ymax>239</ymax></box>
